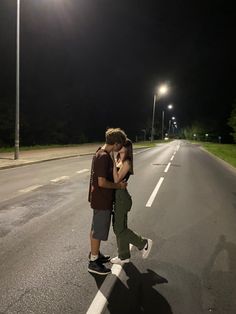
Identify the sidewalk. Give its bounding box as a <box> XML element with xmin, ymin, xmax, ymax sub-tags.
<box><xmin>0</xmin><ymin>144</ymin><xmax>101</xmax><ymax>170</ymax></box>
<box><xmin>0</xmin><ymin>144</ymin><xmax>149</xmax><ymax>170</ymax></box>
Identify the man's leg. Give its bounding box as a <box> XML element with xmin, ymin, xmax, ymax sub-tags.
<box><xmin>90</xmin><ymin>231</ymin><xmax>100</xmax><ymax>257</ymax></box>
<box><xmin>88</xmin><ymin>210</ymin><xmax>111</xmax><ymax>275</ymax></box>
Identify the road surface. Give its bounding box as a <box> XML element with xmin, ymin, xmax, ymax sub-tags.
<box><xmin>0</xmin><ymin>140</ymin><xmax>236</xmax><ymax>313</ymax></box>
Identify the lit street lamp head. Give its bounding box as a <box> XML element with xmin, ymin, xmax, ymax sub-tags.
<box><xmin>158</xmin><ymin>85</ymin><xmax>168</xmax><ymax>95</ymax></box>
<box><xmin>168</xmin><ymin>104</ymin><xmax>173</xmax><ymax>109</ymax></box>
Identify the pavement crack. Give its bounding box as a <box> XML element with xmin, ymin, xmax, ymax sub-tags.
<box><xmin>1</xmin><ymin>288</ymin><xmax>31</xmax><ymax>313</ymax></box>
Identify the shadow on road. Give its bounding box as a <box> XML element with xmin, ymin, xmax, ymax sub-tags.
<box><xmin>89</xmin><ymin>272</ymin><xmax>107</xmax><ymax>289</ymax></box>
<box><xmin>202</xmin><ymin>235</ymin><xmax>236</xmax><ymax>313</ymax></box>
<box><xmin>106</xmin><ymin>263</ymin><xmax>172</xmax><ymax>314</ymax></box>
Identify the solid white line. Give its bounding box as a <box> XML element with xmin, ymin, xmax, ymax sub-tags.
<box><xmin>50</xmin><ymin>176</ymin><xmax>69</xmax><ymax>182</ymax></box>
<box><xmin>133</xmin><ymin>148</ymin><xmax>151</xmax><ymax>155</ymax></box>
<box><xmin>170</xmin><ymin>155</ymin><xmax>174</xmax><ymax>161</ymax></box>
<box><xmin>146</xmin><ymin>177</ymin><xmax>164</xmax><ymax>207</ymax></box>
<box><xmin>19</xmin><ymin>185</ymin><xmax>42</xmax><ymax>193</ymax></box>
<box><xmin>86</xmin><ymin>264</ymin><xmax>123</xmax><ymax>314</ymax></box>
<box><xmin>164</xmin><ymin>162</ymin><xmax>171</xmax><ymax>173</ymax></box>
<box><xmin>76</xmin><ymin>169</ymin><xmax>89</xmax><ymax>174</ymax></box>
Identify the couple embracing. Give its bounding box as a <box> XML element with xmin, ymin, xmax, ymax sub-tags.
<box><xmin>88</xmin><ymin>128</ymin><xmax>152</xmax><ymax>275</ymax></box>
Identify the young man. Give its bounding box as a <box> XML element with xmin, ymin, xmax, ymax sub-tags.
<box><xmin>88</xmin><ymin>128</ymin><xmax>127</xmax><ymax>275</ymax></box>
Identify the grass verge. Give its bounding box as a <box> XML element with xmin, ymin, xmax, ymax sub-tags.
<box><xmin>198</xmin><ymin>143</ymin><xmax>236</xmax><ymax>168</ymax></box>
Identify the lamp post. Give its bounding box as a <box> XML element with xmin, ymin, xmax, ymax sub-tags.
<box><xmin>141</xmin><ymin>129</ymin><xmax>146</xmax><ymax>141</ymax></box>
<box><xmin>161</xmin><ymin>104</ymin><xmax>173</xmax><ymax>140</ymax></box>
<box><xmin>168</xmin><ymin>120</ymin><xmax>171</xmax><ymax>135</ymax></box>
<box><xmin>151</xmin><ymin>84</ymin><xmax>168</xmax><ymax>142</ymax></box>
<box><xmin>14</xmin><ymin>0</ymin><xmax>20</xmax><ymax>160</ymax></box>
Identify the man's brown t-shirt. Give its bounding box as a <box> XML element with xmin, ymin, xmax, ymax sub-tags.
<box><xmin>88</xmin><ymin>148</ymin><xmax>114</xmax><ymax>210</ymax></box>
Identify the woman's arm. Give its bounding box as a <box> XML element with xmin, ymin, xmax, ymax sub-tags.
<box><xmin>111</xmin><ymin>152</ymin><xmax>120</xmax><ymax>183</ymax></box>
<box><xmin>113</xmin><ymin>160</ymin><xmax>130</xmax><ymax>183</ymax></box>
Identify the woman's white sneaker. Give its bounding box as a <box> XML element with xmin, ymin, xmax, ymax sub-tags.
<box><xmin>110</xmin><ymin>256</ymin><xmax>130</xmax><ymax>265</ymax></box>
<box><xmin>142</xmin><ymin>239</ymin><xmax>153</xmax><ymax>259</ymax></box>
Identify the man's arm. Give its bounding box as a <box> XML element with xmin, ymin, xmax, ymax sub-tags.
<box><xmin>98</xmin><ymin>177</ymin><xmax>127</xmax><ymax>189</ymax></box>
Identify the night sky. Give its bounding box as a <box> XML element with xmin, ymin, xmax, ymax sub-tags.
<box><xmin>0</xmin><ymin>0</ymin><xmax>235</xmax><ymax>144</ymax></box>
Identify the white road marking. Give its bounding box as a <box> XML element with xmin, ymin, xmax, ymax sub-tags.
<box><xmin>76</xmin><ymin>169</ymin><xmax>89</xmax><ymax>174</ymax></box>
<box><xmin>50</xmin><ymin>176</ymin><xmax>70</xmax><ymax>182</ymax></box>
<box><xmin>164</xmin><ymin>162</ymin><xmax>171</xmax><ymax>173</ymax></box>
<box><xmin>86</xmin><ymin>264</ymin><xmax>123</xmax><ymax>314</ymax></box>
<box><xmin>87</xmin><ymin>244</ymin><xmax>134</xmax><ymax>314</ymax></box>
<box><xmin>170</xmin><ymin>155</ymin><xmax>174</xmax><ymax>161</ymax></box>
<box><xmin>146</xmin><ymin>177</ymin><xmax>164</xmax><ymax>207</ymax></box>
<box><xmin>133</xmin><ymin>148</ymin><xmax>151</xmax><ymax>155</ymax></box>
<box><xmin>19</xmin><ymin>185</ymin><xmax>42</xmax><ymax>193</ymax></box>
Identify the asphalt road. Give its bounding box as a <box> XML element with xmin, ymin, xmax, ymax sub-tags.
<box><xmin>0</xmin><ymin>140</ymin><xmax>236</xmax><ymax>314</ymax></box>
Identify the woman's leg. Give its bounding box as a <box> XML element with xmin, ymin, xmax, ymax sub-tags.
<box><xmin>113</xmin><ymin>203</ymin><xmax>130</xmax><ymax>259</ymax></box>
<box><xmin>113</xmin><ymin>190</ymin><xmax>147</xmax><ymax>259</ymax></box>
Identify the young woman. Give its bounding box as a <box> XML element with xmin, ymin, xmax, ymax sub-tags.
<box><xmin>111</xmin><ymin>139</ymin><xmax>153</xmax><ymax>265</ymax></box>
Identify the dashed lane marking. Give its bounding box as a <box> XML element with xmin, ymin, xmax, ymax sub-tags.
<box><xmin>170</xmin><ymin>155</ymin><xmax>174</xmax><ymax>161</ymax></box>
<box><xmin>86</xmin><ymin>264</ymin><xmax>123</xmax><ymax>314</ymax></box>
<box><xmin>164</xmin><ymin>162</ymin><xmax>171</xmax><ymax>173</ymax></box>
<box><xmin>146</xmin><ymin>177</ymin><xmax>164</xmax><ymax>207</ymax></box>
<box><xmin>50</xmin><ymin>176</ymin><xmax>70</xmax><ymax>182</ymax></box>
<box><xmin>19</xmin><ymin>185</ymin><xmax>42</xmax><ymax>193</ymax></box>
<box><xmin>86</xmin><ymin>245</ymin><xmax>134</xmax><ymax>314</ymax></box>
<box><xmin>76</xmin><ymin>169</ymin><xmax>89</xmax><ymax>174</ymax></box>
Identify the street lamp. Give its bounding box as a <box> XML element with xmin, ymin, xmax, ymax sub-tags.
<box><xmin>168</xmin><ymin>116</ymin><xmax>176</xmax><ymax>135</ymax></box>
<box><xmin>14</xmin><ymin>0</ymin><xmax>21</xmax><ymax>160</ymax></box>
<box><xmin>162</xmin><ymin>104</ymin><xmax>173</xmax><ymax>140</ymax></box>
<box><xmin>151</xmin><ymin>84</ymin><xmax>168</xmax><ymax>141</ymax></box>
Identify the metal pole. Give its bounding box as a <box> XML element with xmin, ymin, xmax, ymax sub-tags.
<box><xmin>151</xmin><ymin>94</ymin><xmax>156</xmax><ymax>142</ymax></box>
<box><xmin>168</xmin><ymin>119</ymin><xmax>171</xmax><ymax>135</ymax></box>
<box><xmin>161</xmin><ymin>110</ymin><xmax>164</xmax><ymax>140</ymax></box>
<box><xmin>14</xmin><ymin>0</ymin><xmax>20</xmax><ymax>159</ymax></box>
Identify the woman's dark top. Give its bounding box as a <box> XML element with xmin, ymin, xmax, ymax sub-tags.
<box><xmin>117</xmin><ymin>167</ymin><xmax>131</xmax><ymax>182</ymax></box>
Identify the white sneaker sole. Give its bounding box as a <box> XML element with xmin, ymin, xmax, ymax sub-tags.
<box><xmin>142</xmin><ymin>239</ymin><xmax>153</xmax><ymax>259</ymax></box>
<box><xmin>88</xmin><ymin>268</ymin><xmax>111</xmax><ymax>275</ymax></box>
<box><xmin>110</xmin><ymin>257</ymin><xmax>130</xmax><ymax>265</ymax></box>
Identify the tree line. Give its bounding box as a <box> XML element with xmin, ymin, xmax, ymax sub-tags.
<box><xmin>0</xmin><ymin>100</ymin><xmax>236</xmax><ymax>147</ymax></box>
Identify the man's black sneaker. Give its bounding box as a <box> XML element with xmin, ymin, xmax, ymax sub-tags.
<box><xmin>88</xmin><ymin>251</ymin><xmax>111</xmax><ymax>263</ymax></box>
<box><xmin>88</xmin><ymin>260</ymin><xmax>111</xmax><ymax>275</ymax></box>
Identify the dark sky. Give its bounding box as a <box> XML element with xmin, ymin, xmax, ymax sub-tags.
<box><xmin>0</xmin><ymin>0</ymin><xmax>235</xmax><ymax>142</ymax></box>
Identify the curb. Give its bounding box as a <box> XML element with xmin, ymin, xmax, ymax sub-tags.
<box><xmin>0</xmin><ymin>146</ymin><xmax>150</xmax><ymax>170</ymax></box>
<box><xmin>0</xmin><ymin>152</ymin><xmax>94</xmax><ymax>170</ymax></box>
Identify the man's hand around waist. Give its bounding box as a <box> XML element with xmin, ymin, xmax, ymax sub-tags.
<box><xmin>118</xmin><ymin>181</ymin><xmax>127</xmax><ymax>189</ymax></box>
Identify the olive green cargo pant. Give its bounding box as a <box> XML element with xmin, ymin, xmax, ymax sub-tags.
<box><xmin>113</xmin><ymin>189</ymin><xmax>146</xmax><ymax>260</ymax></box>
